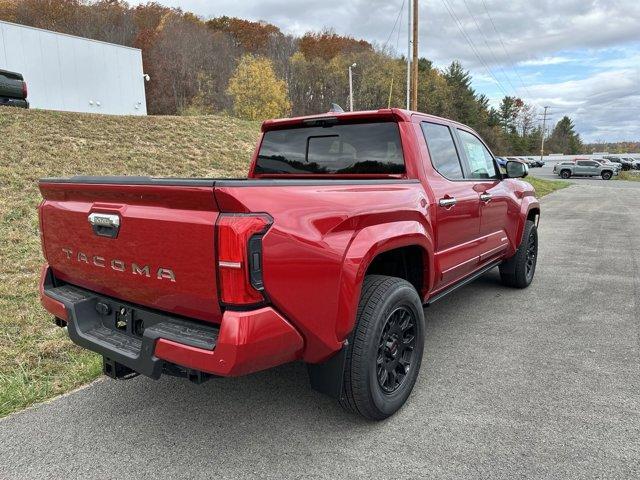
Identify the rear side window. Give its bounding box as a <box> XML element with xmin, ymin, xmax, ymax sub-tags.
<box><xmin>421</xmin><ymin>122</ymin><xmax>464</xmax><ymax>179</ymax></box>
<box><xmin>255</xmin><ymin>122</ymin><xmax>405</xmax><ymax>175</ymax></box>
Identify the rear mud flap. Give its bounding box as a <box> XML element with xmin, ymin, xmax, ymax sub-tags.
<box><xmin>307</xmin><ymin>345</ymin><xmax>348</xmax><ymax>400</ymax></box>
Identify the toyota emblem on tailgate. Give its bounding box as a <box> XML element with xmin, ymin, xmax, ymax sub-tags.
<box><xmin>88</xmin><ymin>213</ymin><xmax>120</xmax><ymax>238</ymax></box>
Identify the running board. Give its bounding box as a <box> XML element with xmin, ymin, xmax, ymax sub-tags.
<box><xmin>425</xmin><ymin>260</ymin><xmax>501</xmax><ymax>306</ymax></box>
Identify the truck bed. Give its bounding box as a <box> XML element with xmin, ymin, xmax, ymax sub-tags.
<box><xmin>39</xmin><ymin>174</ymin><xmax>424</xmax><ymax>362</ymax></box>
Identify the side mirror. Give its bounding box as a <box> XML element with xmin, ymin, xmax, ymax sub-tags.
<box><xmin>506</xmin><ymin>160</ymin><xmax>528</xmax><ymax>179</ymax></box>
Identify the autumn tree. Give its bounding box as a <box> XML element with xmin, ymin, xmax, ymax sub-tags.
<box><xmin>299</xmin><ymin>30</ymin><xmax>372</xmax><ymax>61</ymax></box>
<box><xmin>227</xmin><ymin>55</ymin><xmax>291</xmax><ymax>121</ymax></box>
<box><xmin>207</xmin><ymin>17</ymin><xmax>281</xmax><ymax>55</ymax></box>
<box><xmin>0</xmin><ymin>0</ymin><xmax>589</xmax><ymax>153</ymax></box>
<box><xmin>0</xmin><ymin>0</ymin><xmax>17</xmax><ymax>21</ymax></box>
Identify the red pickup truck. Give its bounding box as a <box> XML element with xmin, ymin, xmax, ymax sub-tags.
<box><xmin>38</xmin><ymin>109</ymin><xmax>539</xmax><ymax>419</ymax></box>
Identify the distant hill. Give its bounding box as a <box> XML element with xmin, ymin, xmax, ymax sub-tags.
<box><xmin>584</xmin><ymin>141</ymin><xmax>640</xmax><ymax>154</ymax></box>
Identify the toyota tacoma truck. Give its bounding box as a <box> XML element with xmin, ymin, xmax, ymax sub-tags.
<box><xmin>0</xmin><ymin>68</ymin><xmax>29</xmax><ymax>108</ymax></box>
<box><xmin>38</xmin><ymin>109</ymin><xmax>540</xmax><ymax>420</ymax></box>
<box><xmin>553</xmin><ymin>159</ymin><xmax>617</xmax><ymax>180</ymax></box>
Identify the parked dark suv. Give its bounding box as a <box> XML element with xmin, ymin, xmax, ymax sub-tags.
<box><xmin>0</xmin><ymin>69</ymin><xmax>29</xmax><ymax>109</ymax></box>
<box><xmin>604</xmin><ymin>156</ymin><xmax>632</xmax><ymax>171</ymax></box>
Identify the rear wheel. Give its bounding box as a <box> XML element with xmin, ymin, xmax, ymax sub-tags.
<box><xmin>340</xmin><ymin>275</ymin><xmax>425</xmax><ymax>420</ymax></box>
<box><xmin>499</xmin><ymin>220</ymin><xmax>538</xmax><ymax>289</ymax></box>
<box><xmin>601</xmin><ymin>171</ymin><xmax>613</xmax><ymax>180</ymax></box>
<box><xmin>560</xmin><ymin>170</ymin><xmax>571</xmax><ymax>179</ymax></box>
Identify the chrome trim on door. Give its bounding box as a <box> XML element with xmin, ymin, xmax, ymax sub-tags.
<box><xmin>438</xmin><ymin>198</ymin><xmax>457</xmax><ymax>208</ymax></box>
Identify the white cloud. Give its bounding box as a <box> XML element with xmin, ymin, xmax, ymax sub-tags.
<box><xmin>519</xmin><ymin>56</ymin><xmax>575</xmax><ymax>66</ymax></box>
<box><xmin>527</xmin><ymin>68</ymin><xmax>640</xmax><ymax>142</ymax></box>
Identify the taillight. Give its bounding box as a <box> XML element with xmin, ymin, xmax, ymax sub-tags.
<box><xmin>216</xmin><ymin>213</ymin><xmax>272</xmax><ymax>307</ymax></box>
<box><xmin>22</xmin><ymin>81</ymin><xmax>28</xmax><ymax>99</ymax></box>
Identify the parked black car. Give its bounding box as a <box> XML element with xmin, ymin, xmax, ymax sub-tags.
<box><xmin>622</xmin><ymin>158</ymin><xmax>640</xmax><ymax>170</ymax></box>
<box><xmin>604</xmin><ymin>156</ymin><xmax>633</xmax><ymax>171</ymax></box>
<box><xmin>527</xmin><ymin>157</ymin><xmax>545</xmax><ymax>167</ymax></box>
<box><xmin>0</xmin><ymin>69</ymin><xmax>29</xmax><ymax>109</ymax></box>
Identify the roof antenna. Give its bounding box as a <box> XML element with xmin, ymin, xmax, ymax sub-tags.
<box><xmin>329</xmin><ymin>103</ymin><xmax>345</xmax><ymax>113</ymax></box>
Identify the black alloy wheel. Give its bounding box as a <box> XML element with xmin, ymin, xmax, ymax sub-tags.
<box><xmin>339</xmin><ymin>275</ymin><xmax>425</xmax><ymax>420</ymax></box>
<box><xmin>525</xmin><ymin>228</ymin><xmax>538</xmax><ymax>283</ymax></box>
<box><xmin>376</xmin><ymin>307</ymin><xmax>417</xmax><ymax>394</ymax></box>
<box><xmin>499</xmin><ymin>220</ymin><xmax>538</xmax><ymax>289</ymax></box>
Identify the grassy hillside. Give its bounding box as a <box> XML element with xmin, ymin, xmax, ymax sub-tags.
<box><xmin>0</xmin><ymin>108</ymin><xmax>567</xmax><ymax>417</ymax></box>
<box><xmin>0</xmin><ymin>109</ymin><xmax>260</xmax><ymax>417</ymax></box>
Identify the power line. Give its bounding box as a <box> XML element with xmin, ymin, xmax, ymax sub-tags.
<box><xmin>460</xmin><ymin>0</ymin><xmax>520</xmax><ymax>97</ymax></box>
<box><xmin>439</xmin><ymin>0</ymin><xmax>510</xmax><ymax>97</ymax></box>
<box><xmin>388</xmin><ymin>0</ymin><xmax>407</xmax><ymax>107</ymax></box>
<box><xmin>382</xmin><ymin>0</ymin><xmax>406</xmax><ymax>53</ymax></box>
<box><xmin>479</xmin><ymin>0</ymin><xmax>535</xmax><ymax>100</ymax></box>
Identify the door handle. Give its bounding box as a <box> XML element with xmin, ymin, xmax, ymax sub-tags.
<box><xmin>438</xmin><ymin>197</ymin><xmax>457</xmax><ymax>208</ymax></box>
<box><xmin>480</xmin><ymin>193</ymin><xmax>492</xmax><ymax>203</ymax></box>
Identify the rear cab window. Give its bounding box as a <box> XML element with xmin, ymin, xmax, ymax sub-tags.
<box><xmin>254</xmin><ymin>122</ymin><xmax>405</xmax><ymax>175</ymax></box>
<box><xmin>421</xmin><ymin>122</ymin><xmax>464</xmax><ymax>179</ymax></box>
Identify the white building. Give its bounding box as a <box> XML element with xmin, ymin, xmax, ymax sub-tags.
<box><xmin>0</xmin><ymin>20</ymin><xmax>147</xmax><ymax>115</ymax></box>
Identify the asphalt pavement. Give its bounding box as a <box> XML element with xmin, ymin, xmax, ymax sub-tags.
<box><xmin>1</xmin><ymin>180</ymin><xmax>639</xmax><ymax>479</ymax></box>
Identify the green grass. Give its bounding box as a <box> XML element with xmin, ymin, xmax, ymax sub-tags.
<box><xmin>618</xmin><ymin>171</ymin><xmax>640</xmax><ymax>182</ymax></box>
<box><xmin>0</xmin><ymin>108</ymin><xmax>569</xmax><ymax>418</ymax></box>
<box><xmin>0</xmin><ymin>108</ymin><xmax>260</xmax><ymax>417</ymax></box>
<box><xmin>526</xmin><ymin>175</ymin><xmax>570</xmax><ymax>197</ymax></box>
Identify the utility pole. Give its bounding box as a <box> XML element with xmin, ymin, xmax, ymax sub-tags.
<box><xmin>539</xmin><ymin>106</ymin><xmax>550</xmax><ymax>162</ymax></box>
<box><xmin>411</xmin><ymin>0</ymin><xmax>419</xmax><ymax>111</ymax></box>
<box><xmin>406</xmin><ymin>0</ymin><xmax>412</xmax><ymax>109</ymax></box>
<box><xmin>348</xmin><ymin>63</ymin><xmax>356</xmax><ymax>112</ymax></box>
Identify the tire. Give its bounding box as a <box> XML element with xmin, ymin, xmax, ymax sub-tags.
<box><xmin>340</xmin><ymin>275</ymin><xmax>425</xmax><ymax>420</ymax></box>
<box><xmin>560</xmin><ymin>170</ymin><xmax>571</xmax><ymax>179</ymax></box>
<box><xmin>601</xmin><ymin>171</ymin><xmax>612</xmax><ymax>180</ymax></box>
<box><xmin>499</xmin><ymin>220</ymin><xmax>538</xmax><ymax>289</ymax></box>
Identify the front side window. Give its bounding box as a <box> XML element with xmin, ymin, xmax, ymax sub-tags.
<box><xmin>421</xmin><ymin>122</ymin><xmax>464</xmax><ymax>180</ymax></box>
<box><xmin>457</xmin><ymin>129</ymin><xmax>499</xmax><ymax>179</ymax></box>
<box><xmin>255</xmin><ymin>122</ymin><xmax>405</xmax><ymax>175</ymax></box>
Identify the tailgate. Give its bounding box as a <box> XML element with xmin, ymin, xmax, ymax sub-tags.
<box><xmin>39</xmin><ymin>177</ymin><xmax>222</xmax><ymax>323</ymax></box>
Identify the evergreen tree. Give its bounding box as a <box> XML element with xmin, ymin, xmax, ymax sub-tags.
<box><xmin>443</xmin><ymin>61</ymin><xmax>481</xmax><ymax>127</ymax></box>
<box><xmin>547</xmin><ymin>116</ymin><xmax>583</xmax><ymax>154</ymax></box>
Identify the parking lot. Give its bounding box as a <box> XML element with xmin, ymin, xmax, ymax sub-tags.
<box><xmin>1</xmin><ymin>179</ymin><xmax>639</xmax><ymax>479</ymax></box>
<box><xmin>531</xmin><ymin>160</ymin><xmax>640</xmax><ymax>187</ymax></box>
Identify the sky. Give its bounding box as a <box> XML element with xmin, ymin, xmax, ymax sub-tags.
<box><xmin>131</xmin><ymin>0</ymin><xmax>640</xmax><ymax>142</ymax></box>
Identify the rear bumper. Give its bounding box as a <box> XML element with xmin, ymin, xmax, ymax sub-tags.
<box><xmin>39</xmin><ymin>265</ymin><xmax>303</xmax><ymax>378</ymax></box>
<box><xmin>0</xmin><ymin>97</ymin><xmax>29</xmax><ymax>108</ymax></box>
